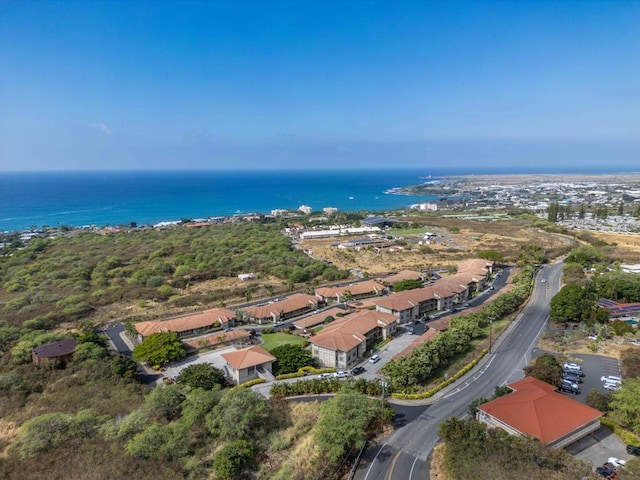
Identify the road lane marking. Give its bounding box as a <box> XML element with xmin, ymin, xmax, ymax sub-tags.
<box><xmin>443</xmin><ymin>355</ymin><xmax>496</xmax><ymax>398</ymax></box>
<box><xmin>364</xmin><ymin>443</ymin><xmax>387</xmax><ymax>480</ymax></box>
<box><xmin>385</xmin><ymin>450</ymin><xmax>402</xmax><ymax>480</ymax></box>
<box><xmin>409</xmin><ymin>456</ymin><xmax>419</xmax><ymax>480</ymax></box>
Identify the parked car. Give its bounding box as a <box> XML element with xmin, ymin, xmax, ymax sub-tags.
<box><xmin>334</xmin><ymin>370</ymin><xmax>349</xmax><ymax>378</ymax></box>
<box><xmin>351</xmin><ymin>366</ymin><xmax>365</xmax><ymax>375</ymax></box>
<box><xmin>406</xmin><ymin>326</ymin><xmax>414</xmax><ymax>334</ymax></box>
<box><xmin>563</xmin><ymin>372</ymin><xmax>583</xmax><ymax>384</ymax></box>
<box><xmin>601</xmin><ymin>375</ymin><xmax>622</xmax><ymax>384</ymax></box>
<box><xmin>596</xmin><ymin>465</ymin><xmax>616</xmax><ymax>478</ymax></box>
<box><xmin>369</xmin><ymin>354</ymin><xmax>380</xmax><ymax>364</ymax></box>
<box><xmin>274</xmin><ymin>321</ymin><xmax>285</xmax><ymax>327</ymax></box>
<box><xmin>562</xmin><ymin>363</ymin><xmax>585</xmax><ymax>376</ymax></box>
<box><xmin>318</xmin><ymin>373</ymin><xmax>333</xmax><ymax>379</ymax></box>
<box><xmin>558</xmin><ymin>380</ymin><xmax>580</xmax><ymax>395</ymax></box>
<box><xmin>540</xmin><ymin>278</ymin><xmax>546</xmax><ymax>283</ymax></box>
<box><xmin>626</xmin><ymin>444</ymin><xmax>640</xmax><ymax>456</ymax></box>
<box><xmin>607</xmin><ymin>457</ymin><xmax>626</xmax><ymax>469</ymax></box>
<box><xmin>604</xmin><ymin>382</ymin><xmax>621</xmax><ymax>392</ymax></box>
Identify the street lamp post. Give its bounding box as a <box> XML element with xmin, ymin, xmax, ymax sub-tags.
<box><xmin>489</xmin><ymin>317</ymin><xmax>494</xmax><ymax>353</ymax></box>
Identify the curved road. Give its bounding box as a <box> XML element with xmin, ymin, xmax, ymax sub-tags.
<box><xmin>355</xmin><ymin>263</ymin><xmax>563</xmax><ymax>480</ymax></box>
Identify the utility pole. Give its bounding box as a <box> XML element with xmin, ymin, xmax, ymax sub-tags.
<box><xmin>489</xmin><ymin>317</ymin><xmax>494</xmax><ymax>353</ymax></box>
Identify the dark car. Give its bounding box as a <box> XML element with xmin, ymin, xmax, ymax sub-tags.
<box><xmin>596</xmin><ymin>466</ymin><xmax>616</xmax><ymax>479</ymax></box>
<box><xmin>351</xmin><ymin>366</ymin><xmax>365</xmax><ymax>376</ymax></box>
<box><xmin>627</xmin><ymin>444</ymin><xmax>640</xmax><ymax>456</ymax></box>
<box><xmin>562</xmin><ymin>372</ymin><xmax>583</xmax><ymax>384</ymax></box>
<box><xmin>558</xmin><ymin>380</ymin><xmax>580</xmax><ymax>395</ymax></box>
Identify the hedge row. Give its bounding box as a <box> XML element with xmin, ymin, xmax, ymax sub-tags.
<box><xmin>600</xmin><ymin>416</ymin><xmax>640</xmax><ymax>445</ymax></box>
<box><xmin>274</xmin><ymin>366</ymin><xmax>336</xmax><ymax>380</ymax></box>
<box><xmin>391</xmin><ymin>349</ymin><xmax>489</xmax><ymax>400</ymax></box>
<box><xmin>239</xmin><ymin>378</ymin><xmax>266</xmax><ymax>388</ymax></box>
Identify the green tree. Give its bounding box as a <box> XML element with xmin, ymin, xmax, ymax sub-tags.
<box><xmin>176</xmin><ymin>363</ymin><xmax>226</xmax><ymax>390</ymax></box>
<box><xmin>271</xmin><ymin>344</ymin><xmax>316</xmax><ymax>375</ymax></box>
<box><xmin>143</xmin><ymin>384</ymin><xmax>185</xmax><ymax>421</ymax></box>
<box><xmin>125</xmin><ymin>422</ymin><xmax>189</xmax><ymax>460</ymax></box>
<box><xmin>578</xmin><ymin>204</ymin><xmax>587</xmax><ymax>219</ymax></box>
<box><xmin>392</xmin><ymin>279</ymin><xmax>423</xmax><ymax>292</ymax></box>
<box><xmin>547</xmin><ymin>202</ymin><xmax>559</xmax><ymax>223</ymax></box>
<box><xmin>132</xmin><ymin>331</ymin><xmax>186</xmax><ymax>367</ymax></box>
<box><xmin>550</xmin><ymin>284</ymin><xmax>592</xmax><ymax>323</ymax></box>
<box><xmin>314</xmin><ymin>391</ymin><xmax>379</xmax><ymax>466</ymax></box>
<box><xmin>523</xmin><ymin>353</ymin><xmax>563</xmax><ymax>386</ymax></box>
<box><xmin>585</xmin><ymin>388</ymin><xmax>614</xmax><ymax>413</ymax></box>
<box><xmin>111</xmin><ymin>355</ymin><xmax>138</xmax><ymax>379</ymax></box>
<box><xmin>213</xmin><ymin>439</ymin><xmax>254</xmax><ymax>480</ymax></box>
<box><xmin>14</xmin><ymin>412</ymin><xmax>72</xmax><ymax>458</ymax></box>
<box><xmin>610</xmin><ymin>379</ymin><xmax>640</xmax><ymax>435</ymax></box>
<box><xmin>206</xmin><ymin>387</ymin><xmax>269</xmax><ymax>441</ymax></box>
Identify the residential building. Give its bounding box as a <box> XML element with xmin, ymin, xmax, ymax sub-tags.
<box><xmin>309</xmin><ymin>310</ymin><xmax>399</xmax><ymax>368</ymax></box>
<box><xmin>221</xmin><ymin>345</ymin><xmax>276</xmax><ymax>385</ymax></box>
<box><xmin>476</xmin><ymin>377</ymin><xmax>603</xmax><ymax>449</ymax></box>
<box><xmin>243</xmin><ymin>293</ymin><xmax>319</xmax><ymax>324</ymax></box>
<box><xmin>315</xmin><ymin>280</ymin><xmax>387</xmax><ymax>303</ymax></box>
<box><xmin>293</xmin><ymin>307</ymin><xmax>350</xmax><ymax>330</ymax></box>
<box><xmin>134</xmin><ymin>307</ymin><xmax>237</xmax><ymax>340</ymax></box>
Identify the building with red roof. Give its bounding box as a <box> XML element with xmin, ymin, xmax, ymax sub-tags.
<box><xmin>221</xmin><ymin>345</ymin><xmax>276</xmax><ymax>385</ymax></box>
<box><xmin>135</xmin><ymin>307</ymin><xmax>237</xmax><ymax>339</ymax></box>
<box><xmin>309</xmin><ymin>310</ymin><xmax>398</xmax><ymax>368</ymax></box>
<box><xmin>477</xmin><ymin>376</ymin><xmax>603</xmax><ymax>448</ymax></box>
<box><xmin>243</xmin><ymin>293</ymin><xmax>319</xmax><ymax>324</ymax></box>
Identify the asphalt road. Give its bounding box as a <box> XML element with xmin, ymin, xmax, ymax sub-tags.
<box><xmin>354</xmin><ymin>263</ymin><xmax>563</xmax><ymax>480</ymax></box>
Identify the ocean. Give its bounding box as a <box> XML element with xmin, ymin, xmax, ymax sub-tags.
<box><xmin>3</xmin><ymin>166</ymin><xmax>635</xmax><ymax>233</ymax></box>
<box><xmin>0</xmin><ymin>169</ymin><xmax>442</xmax><ymax>232</ymax></box>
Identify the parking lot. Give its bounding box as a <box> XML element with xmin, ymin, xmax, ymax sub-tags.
<box><xmin>558</xmin><ymin>354</ymin><xmax>632</xmax><ymax>472</ymax></box>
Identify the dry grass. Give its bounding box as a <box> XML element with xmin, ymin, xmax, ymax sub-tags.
<box><xmin>592</xmin><ymin>232</ymin><xmax>640</xmax><ymax>263</ymax></box>
<box><xmin>302</xmin><ymin>218</ymin><xmax>569</xmax><ymax>274</ymax></box>
<box><xmin>536</xmin><ymin>326</ymin><xmax>633</xmax><ymax>360</ymax></box>
<box><xmin>430</xmin><ymin>443</ymin><xmax>451</xmax><ymax>480</ymax></box>
<box><xmin>259</xmin><ymin>402</ymin><xmax>322</xmax><ymax>480</ymax></box>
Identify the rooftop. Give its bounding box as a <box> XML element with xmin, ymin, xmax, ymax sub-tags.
<box><xmin>221</xmin><ymin>345</ymin><xmax>276</xmax><ymax>371</ymax></box>
<box><xmin>478</xmin><ymin>376</ymin><xmax>603</xmax><ymax>445</ymax></box>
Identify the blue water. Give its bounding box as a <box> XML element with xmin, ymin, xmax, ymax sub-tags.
<box><xmin>0</xmin><ymin>169</ymin><xmax>442</xmax><ymax>232</ymax></box>
<box><xmin>1</xmin><ymin>166</ymin><xmax>635</xmax><ymax>232</ymax></box>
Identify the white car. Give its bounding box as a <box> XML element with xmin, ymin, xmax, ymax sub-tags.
<box><xmin>318</xmin><ymin>373</ymin><xmax>333</xmax><ymax>379</ymax></box>
<box><xmin>334</xmin><ymin>370</ymin><xmax>349</xmax><ymax>378</ymax></box>
<box><xmin>601</xmin><ymin>375</ymin><xmax>622</xmax><ymax>384</ymax></box>
<box><xmin>604</xmin><ymin>382</ymin><xmax>621</xmax><ymax>391</ymax></box>
<box><xmin>607</xmin><ymin>457</ymin><xmax>626</xmax><ymax>468</ymax></box>
<box><xmin>541</xmin><ymin>278</ymin><xmax>546</xmax><ymax>283</ymax></box>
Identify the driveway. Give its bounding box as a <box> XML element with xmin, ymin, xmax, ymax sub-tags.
<box><xmin>162</xmin><ymin>346</ymin><xmax>237</xmax><ymax>381</ymax></box>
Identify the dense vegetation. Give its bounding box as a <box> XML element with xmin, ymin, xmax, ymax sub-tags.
<box><xmin>550</xmin><ymin>243</ymin><xmax>640</xmax><ymax>325</ymax></box>
<box><xmin>0</xmin><ymin>223</ymin><xmax>348</xmax><ymax>329</ymax></box>
<box><xmin>381</xmin><ymin>265</ymin><xmax>535</xmax><ymax>392</ymax></box>
<box><xmin>438</xmin><ymin>417</ymin><xmax>596</xmax><ymax>479</ymax></box>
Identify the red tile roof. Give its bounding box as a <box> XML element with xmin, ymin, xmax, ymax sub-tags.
<box><xmin>183</xmin><ymin>329</ymin><xmax>250</xmax><ymax>349</ymax></box>
<box><xmin>309</xmin><ymin>310</ymin><xmax>398</xmax><ymax>352</ymax></box>
<box><xmin>315</xmin><ymin>280</ymin><xmax>386</xmax><ymax>299</ymax></box>
<box><xmin>478</xmin><ymin>377</ymin><xmax>603</xmax><ymax>444</ymax></box>
<box><xmin>293</xmin><ymin>307</ymin><xmax>349</xmax><ymax>329</ymax></box>
<box><xmin>244</xmin><ymin>293</ymin><xmax>318</xmax><ymax>320</ymax></box>
<box><xmin>135</xmin><ymin>308</ymin><xmax>237</xmax><ymax>337</ymax></box>
<box><xmin>221</xmin><ymin>345</ymin><xmax>276</xmax><ymax>370</ymax></box>
<box><xmin>383</xmin><ymin>270</ymin><xmax>423</xmax><ymax>283</ymax></box>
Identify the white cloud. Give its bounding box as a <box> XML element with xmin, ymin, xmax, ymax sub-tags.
<box><xmin>90</xmin><ymin>122</ymin><xmax>112</xmax><ymax>135</ymax></box>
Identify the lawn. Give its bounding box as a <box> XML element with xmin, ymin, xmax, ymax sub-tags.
<box><xmin>261</xmin><ymin>332</ymin><xmax>307</xmax><ymax>352</ymax></box>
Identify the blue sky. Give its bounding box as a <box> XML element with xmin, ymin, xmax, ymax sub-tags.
<box><xmin>1</xmin><ymin>0</ymin><xmax>639</xmax><ymax>171</ymax></box>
